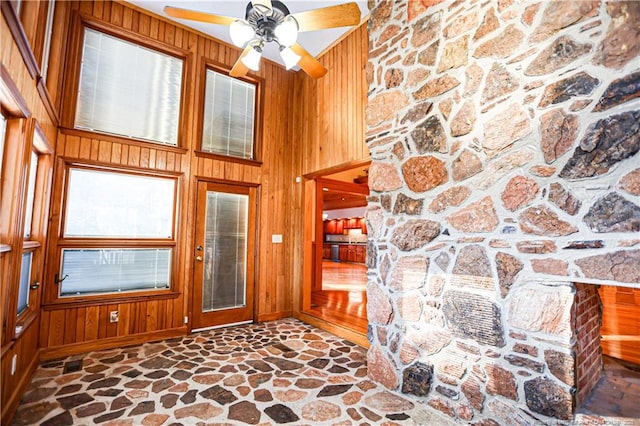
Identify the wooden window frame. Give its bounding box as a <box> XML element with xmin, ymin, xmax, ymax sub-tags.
<box><xmin>13</xmin><ymin>121</ymin><xmax>53</xmax><ymax>338</ymax></box>
<box><xmin>60</xmin><ymin>12</ymin><xmax>192</xmax><ymax>152</ymax></box>
<box><xmin>195</xmin><ymin>59</ymin><xmax>264</xmax><ymax>165</ymax></box>
<box><xmin>43</xmin><ymin>160</ymin><xmax>182</xmax><ymax>307</ymax></box>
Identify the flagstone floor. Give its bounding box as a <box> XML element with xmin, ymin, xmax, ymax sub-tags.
<box><xmin>11</xmin><ymin>319</ymin><xmax>453</xmax><ymax>426</ymax></box>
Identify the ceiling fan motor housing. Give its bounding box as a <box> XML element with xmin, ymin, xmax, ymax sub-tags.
<box><xmin>245</xmin><ymin>1</ymin><xmax>290</xmax><ymax>43</ymax></box>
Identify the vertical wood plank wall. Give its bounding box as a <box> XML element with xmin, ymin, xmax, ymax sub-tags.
<box><xmin>2</xmin><ymin>0</ymin><xmax>368</xmax><ymax>420</ymax></box>
<box><xmin>289</xmin><ymin>24</ymin><xmax>369</xmax><ymax>321</ymax></box>
<box><xmin>37</xmin><ymin>0</ymin><xmax>300</xmax><ymax>355</ymax></box>
<box><xmin>1</xmin><ymin>3</ymin><xmax>58</xmax><ymax>422</ymax></box>
<box><xmin>293</xmin><ymin>23</ymin><xmax>369</xmax><ymax>176</ymax></box>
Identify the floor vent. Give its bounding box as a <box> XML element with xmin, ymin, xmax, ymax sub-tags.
<box><xmin>63</xmin><ymin>359</ymin><xmax>83</xmax><ymax>374</ymax></box>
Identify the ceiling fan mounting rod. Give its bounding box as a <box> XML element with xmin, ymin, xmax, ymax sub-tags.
<box><xmin>246</xmin><ymin>0</ymin><xmax>289</xmax><ymax>43</ymax></box>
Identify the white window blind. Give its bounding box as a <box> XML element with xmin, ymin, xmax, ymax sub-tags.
<box><xmin>75</xmin><ymin>28</ymin><xmax>183</xmax><ymax>146</ymax></box>
<box><xmin>202</xmin><ymin>69</ymin><xmax>256</xmax><ymax>159</ymax></box>
<box><xmin>60</xmin><ymin>248</ymin><xmax>171</xmax><ymax>296</ymax></box>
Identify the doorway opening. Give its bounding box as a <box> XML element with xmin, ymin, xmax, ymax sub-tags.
<box><xmin>302</xmin><ymin>163</ymin><xmax>370</xmax><ymax>338</ymax></box>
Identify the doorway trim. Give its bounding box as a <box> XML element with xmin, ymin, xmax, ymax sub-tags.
<box><xmin>298</xmin><ymin>159</ymin><xmax>370</xmax><ymax>346</ymax></box>
<box><xmin>190</xmin><ymin>178</ymin><xmax>260</xmax><ymax>331</ymax></box>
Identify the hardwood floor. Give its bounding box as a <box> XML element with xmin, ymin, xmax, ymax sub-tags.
<box><xmin>308</xmin><ymin>261</ymin><xmax>368</xmax><ymax>334</ymax></box>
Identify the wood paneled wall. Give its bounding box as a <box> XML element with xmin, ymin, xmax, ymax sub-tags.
<box><xmin>289</xmin><ymin>22</ymin><xmax>370</xmax><ymax>343</ymax></box>
<box><xmin>37</xmin><ymin>0</ymin><xmax>296</xmax><ymax>359</ymax></box>
<box><xmin>293</xmin><ymin>23</ymin><xmax>369</xmax><ymax>175</ymax></box>
<box><xmin>2</xmin><ymin>0</ymin><xmax>368</xmax><ymax>420</ymax></box>
<box><xmin>1</xmin><ymin>2</ymin><xmax>57</xmax><ymax>422</ymax></box>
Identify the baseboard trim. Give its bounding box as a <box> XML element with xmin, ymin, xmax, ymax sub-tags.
<box><xmin>39</xmin><ymin>327</ymin><xmax>188</xmax><ymax>361</ymax></box>
<box><xmin>257</xmin><ymin>311</ymin><xmax>293</xmax><ymax>322</ymax></box>
<box><xmin>294</xmin><ymin>312</ymin><xmax>369</xmax><ymax>348</ymax></box>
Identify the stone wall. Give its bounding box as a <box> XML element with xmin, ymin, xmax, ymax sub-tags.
<box><xmin>365</xmin><ymin>0</ymin><xmax>639</xmax><ymax>423</ymax></box>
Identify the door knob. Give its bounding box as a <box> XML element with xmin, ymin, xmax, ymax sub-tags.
<box><xmin>195</xmin><ymin>256</ymin><xmax>203</xmax><ymax>262</ymax></box>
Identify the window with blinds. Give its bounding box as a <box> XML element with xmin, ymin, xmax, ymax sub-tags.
<box><xmin>74</xmin><ymin>28</ymin><xmax>183</xmax><ymax>146</ymax></box>
<box><xmin>56</xmin><ymin>166</ymin><xmax>177</xmax><ymax>298</ymax></box>
<box><xmin>59</xmin><ymin>248</ymin><xmax>171</xmax><ymax>296</ymax></box>
<box><xmin>202</xmin><ymin>69</ymin><xmax>256</xmax><ymax>159</ymax></box>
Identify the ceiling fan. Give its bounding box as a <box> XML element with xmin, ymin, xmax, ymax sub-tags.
<box><xmin>164</xmin><ymin>0</ymin><xmax>361</xmax><ymax>79</ymax></box>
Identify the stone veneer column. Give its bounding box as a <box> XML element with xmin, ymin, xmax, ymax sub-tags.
<box><xmin>365</xmin><ymin>0</ymin><xmax>639</xmax><ymax>423</ymax></box>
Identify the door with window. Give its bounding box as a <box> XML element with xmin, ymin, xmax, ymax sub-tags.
<box><xmin>193</xmin><ymin>182</ymin><xmax>256</xmax><ymax>330</ymax></box>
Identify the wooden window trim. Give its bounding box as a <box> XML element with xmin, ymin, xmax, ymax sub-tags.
<box><xmin>197</xmin><ymin>58</ymin><xmax>265</xmax><ymax>163</ymax></box>
<box><xmin>42</xmin><ymin>290</ymin><xmax>181</xmax><ymax>310</ymax></box>
<box><xmin>0</xmin><ymin>5</ymin><xmax>59</xmax><ymax>125</ymax></box>
<box><xmin>61</xmin><ymin>12</ymin><xmax>193</xmax><ymax>149</ymax></box>
<box><xmin>0</xmin><ymin>1</ymin><xmax>39</xmax><ymax>79</ymax></box>
<box><xmin>43</xmin><ymin>160</ymin><xmax>183</xmax><ymax>305</ymax></box>
<box><xmin>59</xmin><ymin>127</ymin><xmax>189</xmax><ymax>156</ymax></box>
<box><xmin>0</xmin><ymin>64</ymin><xmax>31</xmax><ymax>118</ymax></box>
<box><xmin>194</xmin><ymin>150</ymin><xmax>263</xmax><ymax>167</ymax></box>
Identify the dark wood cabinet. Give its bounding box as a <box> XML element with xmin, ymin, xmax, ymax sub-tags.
<box><xmin>323</xmin><ymin>244</ymin><xmax>331</xmax><ymax>259</ymax></box>
<box><xmin>355</xmin><ymin>245</ymin><xmax>366</xmax><ymax>263</ymax></box>
<box><xmin>339</xmin><ymin>245</ymin><xmax>348</xmax><ymax>261</ymax></box>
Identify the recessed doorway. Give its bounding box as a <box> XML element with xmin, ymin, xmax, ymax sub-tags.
<box><xmin>301</xmin><ymin>163</ymin><xmax>370</xmax><ymax>338</ymax></box>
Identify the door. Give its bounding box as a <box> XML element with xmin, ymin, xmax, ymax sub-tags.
<box><xmin>193</xmin><ymin>181</ymin><xmax>256</xmax><ymax>330</ymax></box>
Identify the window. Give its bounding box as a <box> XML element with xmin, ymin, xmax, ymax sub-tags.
<box><xmin>60</xmin><ymin>248</ymin><xmax>170</xmax><ymax>296</ymax></box>
<box><xmin>0</xmin><ymin>113</ymin><xmax>6</xmax><ymax>178</ymax></box>
<box><xmin>23</xmin><ymin>151</ymin><xmax>37</xmax><ymax>238</ymax></box>
<box><xmin>75</xmin><ymin>27</ymin><xmax>183</xmax><ymax>146</ymax></box>
<box><xmin>64</xmin><ymin>168</ymin><xmax>175</xmax><ymax>238</ymax></box>
<box><xmin>17</xmin><ymin>252</ymin><xmax>32</xmax><ymax>315</ymax></box>
<box><xmin>202</xmin><ymin>69</ymin><xmax>256</xmax><ymax>159</ymax></box>
<box><xmin>40</xmin><ymin>1</ymin><xmax>55</xmax><ymax>81</ymax></box>
<box><xmin>57</xmin><ymin>166</ymin><xmax>177</xmax><ymax>298</ymax></box>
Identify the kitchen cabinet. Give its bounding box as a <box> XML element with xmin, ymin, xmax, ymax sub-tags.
<box><xmin>323</xmin><ymin>218</ymin><xmax>367</xmax><ymax>235</ymax></box>
<box><xmin>347</xmin><ymin>245</ymin><xmax>356</xmax><ymax>262</ymax></box>
<box><xmin>323</xmin><ymin>244</ymin><xmax>331</xmax><ymax>259</ymax></box>
<box><xmin>355</xmin><ymin>245</ymin><xmax>366</xmax><ymax>263</ymax></box>
<box><xmin>339</xmin><ymin>245</ymin><xmax>348</xmax><ymax>261</ymax></box>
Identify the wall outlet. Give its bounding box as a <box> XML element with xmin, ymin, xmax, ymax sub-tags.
<box><xmin>11</xmin><ymin>354</ymin><xmax>17</xmax><ymax>375</ymax></box>
<box><xmin>109</xmin><ymin>311</ymin><xmax>119</xmax><ymax>323</ymax></box>
<box><xmin>184</xmin><ymin>316</ymin><xmax>188</xmax><ymax>324</ymax></box>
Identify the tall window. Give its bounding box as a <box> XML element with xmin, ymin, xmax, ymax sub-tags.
<box><xmin>0</xmin><ymin>113</ymin><xmax>6</xmax><ymax>178</ymax></box>
<box><xmin>202</xmin><ymin>69</ymin><xmax>256</xmax><ymax>159</ymax></box>
<box><xmin>57</xmin><ymin>167</ymin><xmax>177</xmax><ymax>297</ymax></box>
<box><xmin>75</xmin><ymin>27</ymin><xmax>183</xmax><ymax>146</ymax></box>
<box><xmin>40</xmin><ymin>0</ymin><xmax>56</xmax><ymax>81</ymax></box>
<box><xmin>17</xmin><ymin>252</ymin><xmax>32</xmax><ymax>315</ymax></box>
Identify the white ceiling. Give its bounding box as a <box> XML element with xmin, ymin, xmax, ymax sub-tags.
<box><xmin>127</xmin><ymin>0</ymin><xmax>369</xmax><ymax>68</ymax></box>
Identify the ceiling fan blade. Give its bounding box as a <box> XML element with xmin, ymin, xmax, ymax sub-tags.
<box><xmin>230</xmin><ymin>45</ymin><xmax>253</xmax><ymax>78</ymax></box>
<box><xmin>291</xmin><ymin>3</ymin><xmax>361</xmax><ymax>32</ymax></box>
<box><xmin>251</xmin><ymin>0</ymin><xmax>272</xmax><ymax>13</ymax></box>
<box><xmin>290</xmin><ymin>43</ymin><xmax>327</xmax><ymax>79</ymax></box>
<box><xmin>164</xmin><ymin>6</ymin><xmax>235</xmax><ymax>26</ymax></box>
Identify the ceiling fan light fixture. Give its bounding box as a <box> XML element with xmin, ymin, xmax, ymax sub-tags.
<box><xmin>280</xmin><ymin>46</ymin><xmax>301</xmax><ymax>70</ymax></box>
<box><xmin>241</xmin><ymin>44</ymin><xmax>262</xmax><ymax>71</ymax></box>
<box><xmin>229</xmin><ymin>20</ymin><xmax>255</xmax><ymax>47</ymax></box>
<box><xmin>274</xmin><ymin>16</ymin><xmax>298</xmax><ymax>47</ymax></box>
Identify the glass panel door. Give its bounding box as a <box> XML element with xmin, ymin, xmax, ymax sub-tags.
<box><xmin>202</xmin><ymin>191</ymin><xmax>248</xmax><ymax>311</ymax></box>
<box><xmin>193</xmin><ymin>182</ymin><xmax>255</xmax><ymax>329</ymax></box>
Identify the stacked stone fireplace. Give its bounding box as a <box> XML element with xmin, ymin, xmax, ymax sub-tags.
<box><xmin>364</xmin><ymin>0</ymin><xmax>639</xmax><ymax>423</ymax></box>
